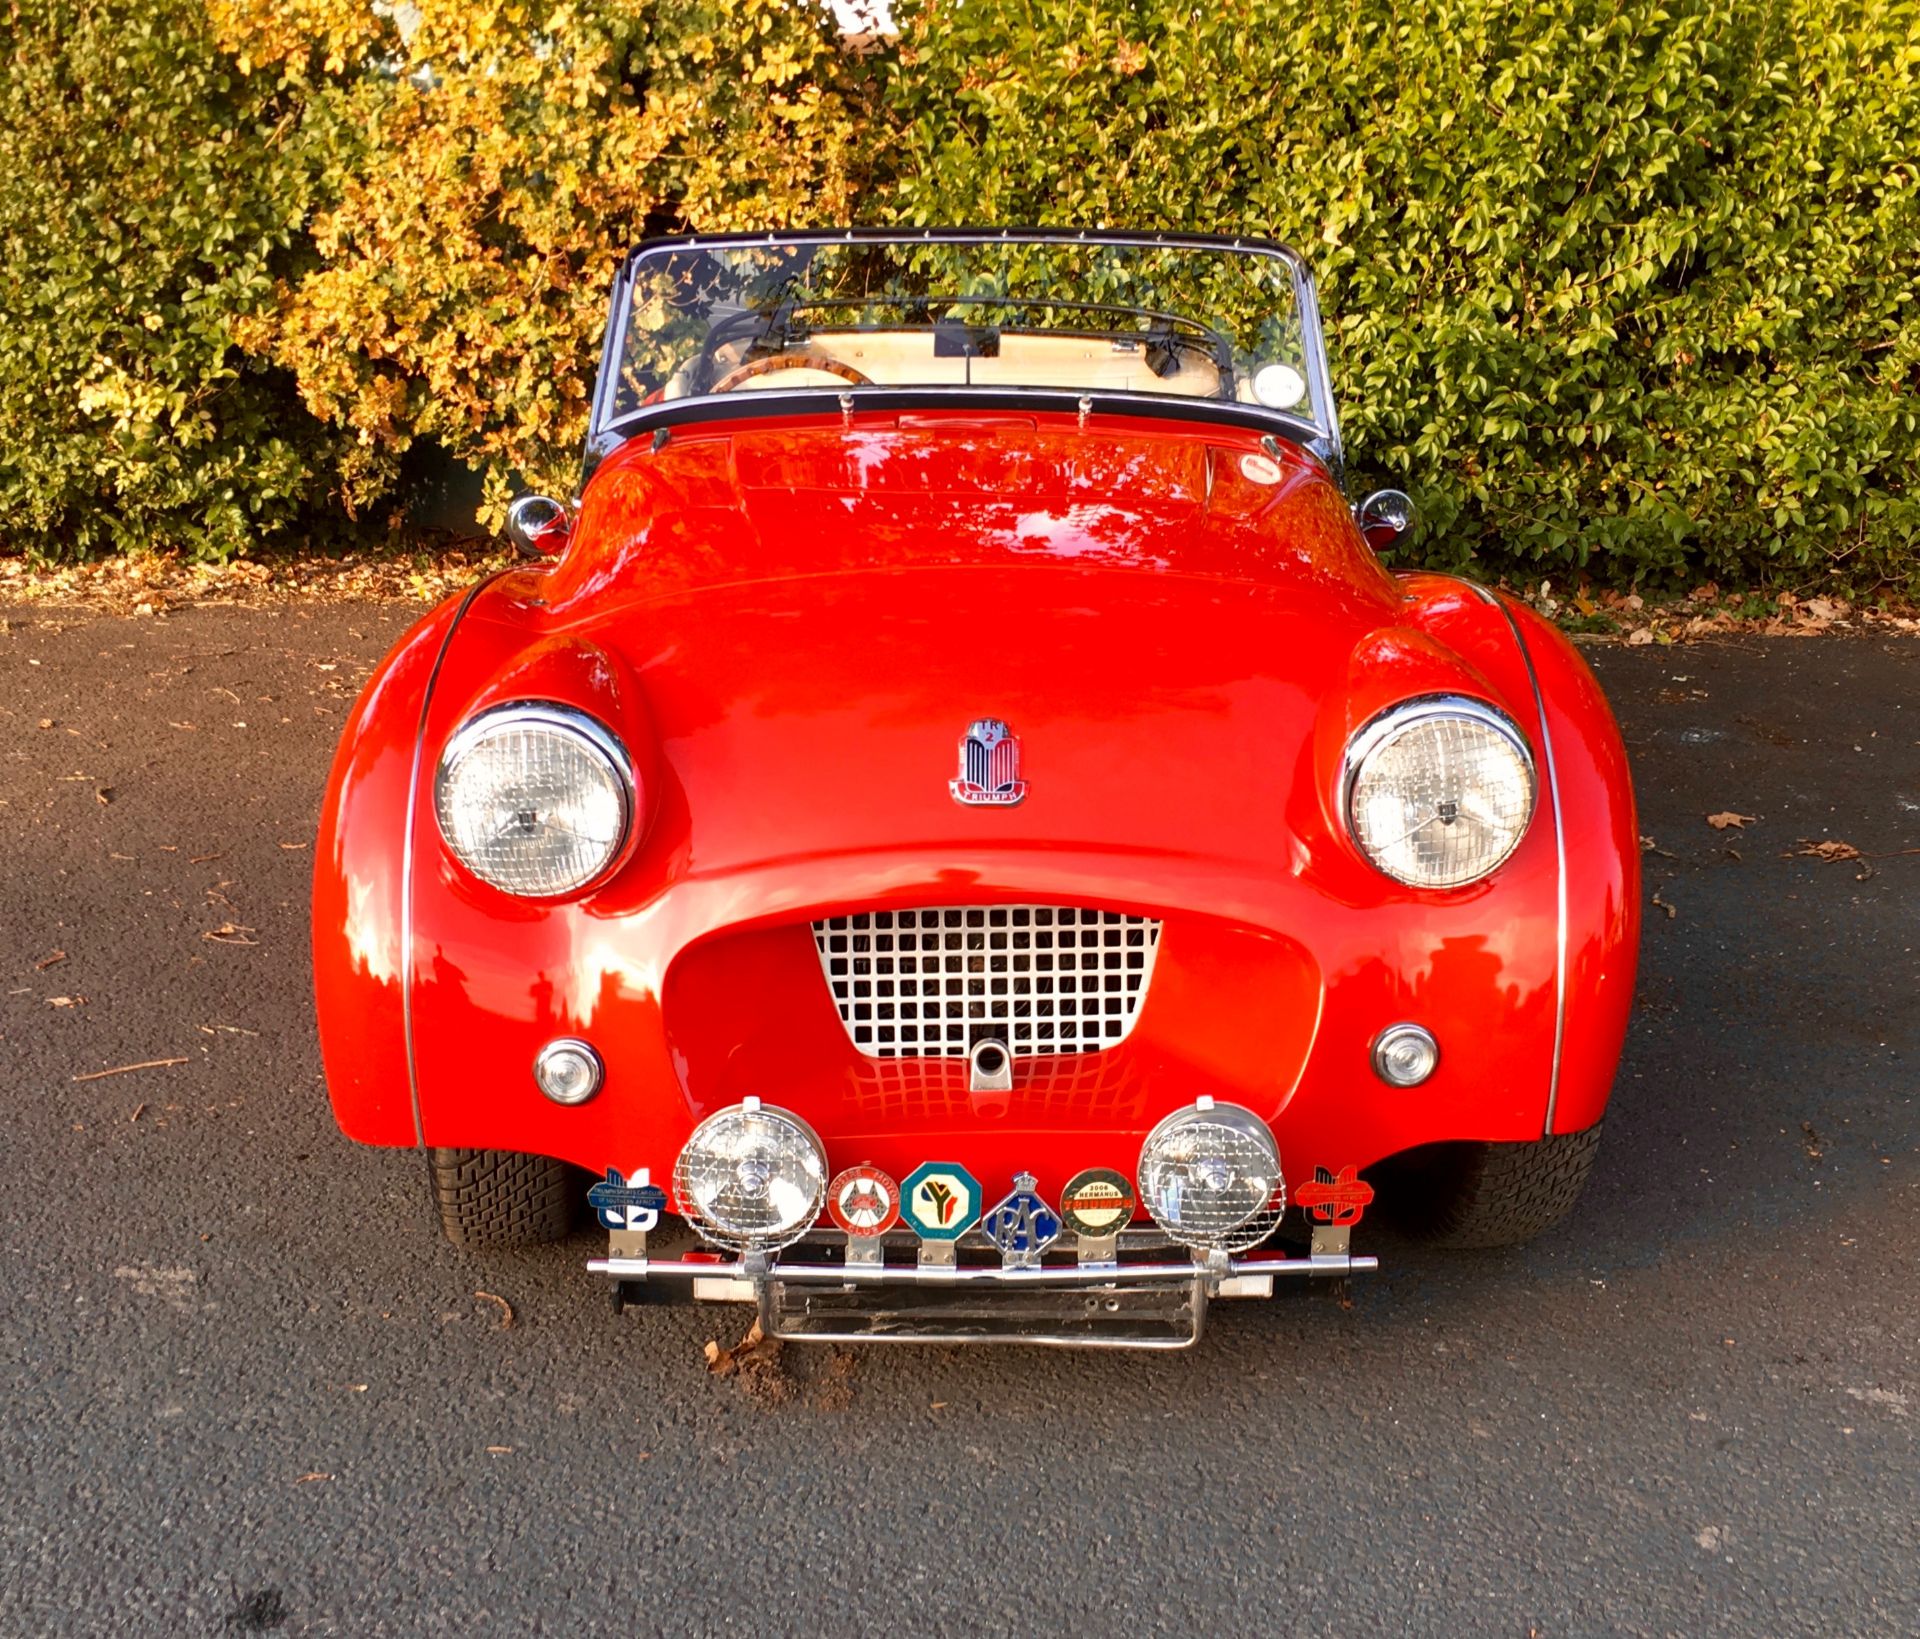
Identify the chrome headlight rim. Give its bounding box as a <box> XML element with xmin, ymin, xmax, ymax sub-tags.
<box><xmin>672</xmin><ymin>1099</ymin><xmax>829</xmax><ymax>1254</ymax></box>
<box><xmin>1341</xmin><ymin>693</ymin><xmax>1536</xmax><ymax>890</ymax></box>
<box><xmin>434</xmin><ymin>700</ymin><xmax>635</xmax><ymax>900</ymax></box>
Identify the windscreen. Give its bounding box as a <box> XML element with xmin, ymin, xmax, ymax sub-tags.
<box><xmin>602</xmin><ymin>235</ymin><xmax>1325</xmax><ymax>432</ymax></box>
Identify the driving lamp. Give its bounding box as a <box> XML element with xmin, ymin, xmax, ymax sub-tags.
<box><xmin>1344</xmin><ymin>696</ymin><xmax>1535</xmax><ymax>888</ymax></box>
<box><xmin>1137</xmin><ymin>1097</ymin><xmax>1286</xmax><ymax>1254</ymax></box>
<box><xmin>435</xmin><ymin>703</ymin><xmax>632</xmax><ymax>898</ymax></box>
<box><xmin>673</xmin><ymin>1098</ymin><xmax>828</xmax><ymax>1252</ymax></box>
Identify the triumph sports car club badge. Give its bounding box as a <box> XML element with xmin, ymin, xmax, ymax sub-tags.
<box><xmin>949</xmin><ymin>718</ymin><xmax>1027</xmax><ymax>806</ymax></box>
<box><xmin>586</xmin><ymin>1167</ymin><xmax>667</xmax><ymax>1233</ymax></box>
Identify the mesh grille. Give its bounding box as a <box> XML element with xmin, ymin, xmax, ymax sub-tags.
<box><xmin>811</xmin><ymin>906</ymin><xmax>1161</xmax><ymax>1059</ymax></box>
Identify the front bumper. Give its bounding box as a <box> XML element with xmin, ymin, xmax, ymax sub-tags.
<box><xmin>591</xmin><ymin>1231</ymin><xmax>1375</xmax><ymax>1349</ymax></box>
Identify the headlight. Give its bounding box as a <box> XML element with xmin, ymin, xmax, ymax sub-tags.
<box><xmin>1137</xmin><ymin>1098</ymin><xmax>1285</xmax><ymax>1254</ymax></box>
<box><xmin>673</xmin><ymin>1099</ymin><xmax>828</xmax><ymax>1252</ymax></box>
<box><xmin>1343</xmin><ymin>696</ymin><xmax>1535</xmax><ymax>888</ymax></box>
<box><xmin>435</xmin><ymin>703</ymin><xmax>632</xmax><ymax>897</ymax></box>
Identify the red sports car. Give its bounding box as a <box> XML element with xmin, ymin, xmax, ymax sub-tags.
<box><xmin>315</xmin><ymin>230</ymin><xmax>1638</xmax><ymax>1348</ymax></box>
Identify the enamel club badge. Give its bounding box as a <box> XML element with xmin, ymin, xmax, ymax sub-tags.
<box><xmin>826</xmin><ymin>1165</ymin><xmax>901</xmax><ymax>1237</ymax></box>
<box><xmin>587</xmin><ymin>1167</ymin><xmax>668</xmax><ymax>1233</ymax></box>
<box><xmin>1295</xmin><ymin>1164</ymin><xmax>1374</xmax><ymax>1226</ymax></box>
<box><xmin>900</xmin><ymin>1162</ymin><xmax>983</xmax><ymax>1242</ymax></box>
<box><xmin>981</xmin><ymin>1172</ymin><xmax>1063</xmax><ymax>1262</ymax></box>
<box><xmin>1058</xmin><ymin>1167</ymin><xmax>1138</xmax><ymax>1239</ymax></box>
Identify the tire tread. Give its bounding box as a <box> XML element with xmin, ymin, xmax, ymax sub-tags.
<box><xmin>428</xmin><ymin>1146</ymin><xmax>577</xmax><ymax>1248</ymax></box>
<box><xmin>1390</xmin><ymin>1123</ymin><xmax>1603</xmax><ymax>1249</ymax></box>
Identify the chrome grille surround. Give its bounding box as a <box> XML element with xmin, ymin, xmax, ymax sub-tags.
<box><xmin>811</xmin><ymin>906</ymin><xmax>1162</xmax><ymax>1059</ymax></box>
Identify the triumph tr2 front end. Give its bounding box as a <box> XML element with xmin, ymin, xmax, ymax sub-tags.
<box><xmin>313</xmin><ymin>230</ymin><xmax>1639</xmax><ymax>1348</ymax></box>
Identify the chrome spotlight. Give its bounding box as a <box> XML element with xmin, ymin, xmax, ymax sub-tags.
<box><xmin>1137</xmin><ymin>1097</ymin><xmax>1286</xmax><ymax>1254</ymax></box>
<box><xmin>672</xmin><ymin>1098</ymin><xmax>827</xmax><ymax>1253</ymax></box>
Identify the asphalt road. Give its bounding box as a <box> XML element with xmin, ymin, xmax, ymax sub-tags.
<box><xmin>2</xmin><ymin>603</ymin><xmax>1915</xmax><ymax>1637</ymax></box>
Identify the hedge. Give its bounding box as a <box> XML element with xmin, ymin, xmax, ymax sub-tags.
<box><xmin>1</xmin><ymin>0</ymin><xmax>1915</xmax><ymax>586</ymax></box>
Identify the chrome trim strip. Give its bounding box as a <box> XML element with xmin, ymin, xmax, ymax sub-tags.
<box><xmin>400</xmin><ymin>574</ymin><xmax>504</xmax><ymax>1149</ymax></box>
<box><xmin>589</xmin><ymin>1252</ymin><xmax>1376</xmax><ymax>1285</ymax></box>
<box><xmin>1481</xmin><ymin>588</ymin><xmax>1569</xmax><ymax>1137</ymax></box>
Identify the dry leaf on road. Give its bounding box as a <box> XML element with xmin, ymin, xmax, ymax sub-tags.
<box><xmin>1707</xmin><ymin>812</ymin><xmax>1756</xmax><ymax>830</ymax></box>
<box><xmin>1793</xmin><ymin>839</ymin><xmax>1863</xmax><ymax>861</ymax></box>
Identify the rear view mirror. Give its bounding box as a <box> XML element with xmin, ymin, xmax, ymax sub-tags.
<box><xmin>506</xmin><ymin>494</ymin><xmax>571</xmax><ymax>558</ymax></box>
<box><xmin>1354</xmin><ymin>489</ymin><xmax>1415</xmax><ymax>550</ymax></box>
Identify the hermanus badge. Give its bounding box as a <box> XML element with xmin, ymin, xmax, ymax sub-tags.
<box><xmin>900</xmin><ymin>1161</ymin><xmax>983</xmax><ymax>1245</ymax></box>
<box><xmin>981</xmin><ymin>1171</ymin><xmax>1062</xmax><ymax>1267</ymax></box>
<box><xmin>1058</xmin><ymin>1168</ymin><xmax>1138</xmax><ymax>1239</ymax></box>
<box><xmin>1295</xmin><ymin>1164</ymin><xmax>1375</xmax><ymax>1226</ymax></box>
<box><xmin>827</xmin><ymin>1165</ymin><xmax>901</xmax><ymax>1237</ymax></box>
<box><xmin>587</xmin><ymin>1167</ymin><xmax>668</xmax><ymax>1233</ymax></box>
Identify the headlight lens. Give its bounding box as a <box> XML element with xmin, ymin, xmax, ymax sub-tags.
<box><xmin>1137</xmin><ymin>1098</ymin><xmax>1285</xmax><ymax>1253</ymax></box>
<box><xmin>1344</xmin><ymin>697</ymin><xmax>1535</xmax><ymax>888</ymax></box>
<box><xmin>673</xmin><ymin>1099</ymin><xmax>828</xmax><ymax>1252</ymax></box>
<box><xmin>435</xmin><ymin>704</ymin><xmax>631</xmax><ymax>897</ymax></box>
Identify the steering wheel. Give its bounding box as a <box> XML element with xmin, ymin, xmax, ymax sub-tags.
<box><xmin>710</xmin><ymin>352</ymin><xmax>874</xmax><ymax>393</ymax></box>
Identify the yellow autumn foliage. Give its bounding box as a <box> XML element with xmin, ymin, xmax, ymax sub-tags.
<box><xmin>208</xmin><ymin>0</ymin><xmax>871</xmax><ymax>521</ymax></box>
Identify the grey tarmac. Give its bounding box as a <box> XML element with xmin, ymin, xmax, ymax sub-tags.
<box><xmin>1</xmin><ymin>603</ymin><xmax>1914</xmax><ymax>1636</ymax></box>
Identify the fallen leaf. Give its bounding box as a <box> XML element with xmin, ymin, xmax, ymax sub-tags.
<box><xmin>1626</xmin><ymin>627</ymin><xmax>1655</xmax><ymax>647</ymax></box>
<box><xmin>34</xmin><ymin>950</ymin><xmax>66</xmax><ymax>970</ymax></box>
<box><xmin>47</xmin><ymin>995</ymin><xmax>82</xmax><ymax>1007</ymax></box>
<box><xmin>1706</xmin><ymin>812</ymin><xmax>1756</xmax><ymax>830</ymax></box>
<box><xmin>474</xmin><ymin>1289</ymin><xmax>516</xmax><ymax>1330</ymax></box>
<box><xmin>1793</xmin><ymin>839</ymin><xmax>1862</xmax><ymax>861</ymax></box>
<box><xmin>1651</xmin><ymin>892</ymin><xmax>1677</xmax><ymax>919</ymax></box>
<box><xmin>294</xmin><ymin>1472</ymin><xmax>332</xmax><ymax>1484</ymax></box>
<box><xmin>485</xmin><ymin>1445</ymin><xmax>514</xmax><ymax>1455</ymax></box>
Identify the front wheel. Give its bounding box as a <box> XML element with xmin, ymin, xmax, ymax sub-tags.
<box><xmin>1379</xmin><ymin>1124</ymin><xmax>1603</xmax><ymax>1249</ymax></box>
<box><xmin>427</xmin><ymin>1147</ymin><xmax>578</xmax><ymax>1248</ymax></box>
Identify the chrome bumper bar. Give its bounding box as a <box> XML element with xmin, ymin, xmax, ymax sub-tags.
<box><xmin>590</xmin><ymin>1247</ymin><xmax>1376</xmax><ymax>1349</ymax></box>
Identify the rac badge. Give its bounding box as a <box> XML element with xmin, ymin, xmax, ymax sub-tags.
<box><xmin>826</xmin><ymin>1165</ymin><xmax>901</xmax><ymax>1237</ymax></box>
<box><xmin>981</xmin><ymin>1172</ymin><xmax>1062</xmax><ymax>1264</ymax></box>
<box><xmin>1058</xmin><ymin>1168</ymin><xmax>1138</xmax><ymax>1239</ymax></box>
<box><xmin>1295</xmin><ymin>1164</ymin><xmax>1375</xmax><ymax>1227</ymax></box>
<box><xmin>587</xmin><ymin>1167</ymin><xmax>668</xmax><ymax>1233</ymax></box>
<box><xmin>900</xmin><ymin>1161</ymin><xmax>983</xmax><ymax>1242</ymax></box>
<box><xmin>950</xmin><ymin>718</ymin><xmax>1027</xmax><ymax>807</ymax></box>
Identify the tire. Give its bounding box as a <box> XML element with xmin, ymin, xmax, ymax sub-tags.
<box><xmin>427</xmin><ymin>1147</ymin><xmax>578</xmax><ymax>1248</ymax></box>
<box><xmin>1380</xmin><ymin>1123</ymin><xmax>1603</xmax><ymax>1249</ymax></box>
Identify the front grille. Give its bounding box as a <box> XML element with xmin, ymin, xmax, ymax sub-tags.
<box><xmin>811</xmin><ymin>906</ymin><xmax>1162</xmax><ymax>1059</ymax></box>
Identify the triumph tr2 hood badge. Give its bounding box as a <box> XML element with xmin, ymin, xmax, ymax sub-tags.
<box><xmin>950</xmin><ymin>718</ymin><xmax>1028</xmax><ymax>806</ymax></box>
